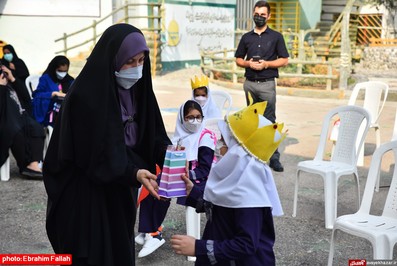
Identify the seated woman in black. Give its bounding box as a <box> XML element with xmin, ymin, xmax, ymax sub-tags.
<box><xmin>0</xmin><ymin>65</ymin><xmax>45</xmax><ymax>178</ymax></box>
<box><xmin>1</xmin><ymin>44</ymin><xmax>30</xmax><ymax>82</ymax></box>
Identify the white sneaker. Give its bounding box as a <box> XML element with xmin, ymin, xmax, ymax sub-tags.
<box><xmin>135</xmin><ymin>232</ymin><xmax>145</xmax><ymax>245</ymax></box>
<box><xmin>138</xmin><ymin>234</ymin><xmax>165</xmax><ymax>258</ymax></box>
<box><xmin>187</xmin><ymin>256</ymin><xmax>196</xmax><ymax>262</ymax></box>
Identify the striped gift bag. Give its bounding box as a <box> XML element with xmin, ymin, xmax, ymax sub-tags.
<box><xmin>158</xmin><ymin>146</ymin><xmax>187</xmax><ymax>198</ymax></box>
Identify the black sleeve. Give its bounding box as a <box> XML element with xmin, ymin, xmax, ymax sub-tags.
<box><xmin>185</xmin><ymin>185</ymin><xmax>206</xmax><ymax>213</ymax></box>
<box><xmin>10</xmin><ymin>77</ymin><xmax>32</xmax><ymax>114</ymax></box>
<box><xmin>189</xmin><ymin>146</ymin><xmax>214</xmax><ymax>182</ymax></box>
<box><xmin>88</xmin><ymin>144</ymin><xmax>145</xmax><ymax>187</ymax></box>
<box><xmin>14</xmin><ymin>59</ymin><xmax>30</xmax><ymax>82</ymax></box>
<box><xmin>276</xmin><ymin>32</ymin><xmax>289</xmax><ymax>58</ymax></box>
<box><xmin>235</xmin><ymin>33</ymin><xmax>248</xmax><ymax>59</ymax></box>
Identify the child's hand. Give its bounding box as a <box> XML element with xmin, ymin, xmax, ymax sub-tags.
<box><xmin>171</xmin><ymin>235</ymin><xmax>196</xmax><ymax>256</ymax></box>
<box><xmin>181</xmin><ymin>173</ymin><xmax>193</xmax><ymax>196</ymax></box>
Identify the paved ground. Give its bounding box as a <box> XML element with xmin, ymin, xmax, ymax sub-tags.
<box><xmin>1</xmin><ymin>66</ymin><xmax>397</xmax><ymax>265</ymax></box>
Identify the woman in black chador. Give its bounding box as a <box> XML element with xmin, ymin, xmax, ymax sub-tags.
<box><xmin>1</xmin><ymin>44</ymin><xmax>30</xmax><ymax>82</ymax></box>
<box><xmin>43</xmin><ymin>24</ymin><xmax>171</xmax><ymax>266</ymax></box>
<box><xmin>0</xmin><ymin>65</ymin><xmax>44</xmax><ymax>178</ymax></box>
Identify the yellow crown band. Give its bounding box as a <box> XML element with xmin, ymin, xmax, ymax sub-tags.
<box><xmin>191</xmin><ymin>75</ymin><xmax>209</xmax><ymax>90</ymax></box>
<box><xmin>226</xmin><ymin>102</ymin><xmax>287</xmax><ymax>163</ymax></box>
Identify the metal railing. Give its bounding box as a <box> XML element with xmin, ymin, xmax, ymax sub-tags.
<box><xmin>326</xmin><ymin>0</ymin><xmax>357</xmax><ymax>46</ymax></box>
<box><xmin>200</xmin><ymin>48</ymin><xmax>337</xmax><ymax>90</ymax></box>
<box><xmin>54</xmin><ymin>2</ymin><xmax>162</xmax><ymax>55</ymax></box>
<box><xmin>369</xmin><ymin>38</ymin><xmax>397</xmax><ymax>47</ymax></box>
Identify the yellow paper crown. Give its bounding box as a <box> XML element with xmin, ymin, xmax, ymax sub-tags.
<box><xmin>191</xmin><ymin>75</ymin><xmax>209</xmax><ymax>90</ymax></box>
<box><xmin>226</xmin><ymin>102</ymin><xmax>287</xmax><ymax>163</ymax></box>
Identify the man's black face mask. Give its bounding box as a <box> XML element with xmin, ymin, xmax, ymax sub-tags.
<box><xmin>253</xmin><ymin>14</ymin><xmax>267</xmax><ymax>28</ymax></box>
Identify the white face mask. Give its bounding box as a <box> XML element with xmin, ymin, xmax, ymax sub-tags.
<box><xmin>183</xmin><ymin>120</ymin><xmax>201</xmax><ymax>133</ymax></box>
<box><xmin>56</xmin><ymin>71</ymin><xmax>67</xmax><ymax>80</ymax></box>
<box><xmin>194</xmin><ymin>96</ymin><xmax>207</xmax><ymax>106</ymax></box>
<box><xmin>115</xmin><ymin>65</ymin><xmax>143</xmax><ymax>89</ymax></box>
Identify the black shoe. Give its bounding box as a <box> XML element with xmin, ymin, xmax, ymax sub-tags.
<box><xmin>270</xmin><ymin>160</ymin><xmax>284</xmax><ymax>172</ymax></box>
<box><xmin>21</xmin><ymin>168</ymin><xmax>43</xmax><ymax>178</ymax></box>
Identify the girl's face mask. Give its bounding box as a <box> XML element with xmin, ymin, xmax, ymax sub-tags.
<box><xmin>115</xmin><ymin>65</ymin><xmax>143</xmax><ymax>89</ymax></box>
<box><xmin>194</xmin><ymin>96</ymin><xmax>207</xmax><ymax>106</ymax></box>
<box><xmin>3</xmin><ymin>53</ymin><xmax>13</xmax><ymax>62</ymax></box>
<box><xmin>183</xmin><ymin>120</ymin><xmax>202</xmax><ymax>133</ymax></box>
<box><xmin>56</xmin><ymin>71</ymin><xmax>67</xmax><ymax>80</ymax></box>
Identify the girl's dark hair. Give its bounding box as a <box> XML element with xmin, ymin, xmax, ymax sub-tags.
<box><xmin>44</xmin><ymin>55</ymin><xmax>70</xmax><ymax>75</ymax></box>
<box><xmin>56</xmin><ymin>57</ymin><xmax>70</xmax><ymax>68</ymax></box>
<box><xmin>183</xmin><ymin>100</ymin><xmax>203</xmax><ymax>117</ymax></box>
<box><xmin>194</xmin><ymin>86</ymin><xmax>208</xmax><ymax>95</ymax></box>
<box><xmin>254</xmin><ymin>1</ymin><xmax>271</xmax><ymax>13</ymax></box>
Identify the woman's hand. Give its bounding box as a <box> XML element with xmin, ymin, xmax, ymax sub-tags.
<box><xmin>1</xmin><ymin>65</ymin><xmax>15</xmax><ymax>83</ymax></box>
<box><xmin>51</xmin><ymin>91</ymin><xmax>66</xmax><ymax>98</ymax></box>
<box><xmin>136</xmin><ymin>169</ymin><xmax>160</xmax><ymax>200</ymax></box>
<box><xmin>171</xmin><ymin>235</ymin><xmax>196</xmax><ymax>256</ymax></box>
<box><xmin>8</xmin><ymin>62</ymin><xmax>15</xmax><ymax>71</ymax></box>
<box><xmin>0</xmin><ymin>72</ymin><xmax>7</xmax><ymax>86</ymax></box>
<box><xmin>181</xmin><ymin>173</ymin><xmax>194</xmax><ymax>197</ymax></box>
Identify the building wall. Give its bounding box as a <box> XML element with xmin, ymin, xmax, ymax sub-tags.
<box><xmin>0</xmin><ymin>0</ymin><xmax>113</xmax><ymax>74</ymax></box>
<box><xmin>362</xmin><ymin>46</ymin><xmax>397</xmax><ymax>70</ymax></box>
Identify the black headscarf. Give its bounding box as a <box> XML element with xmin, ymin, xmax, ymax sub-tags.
<box><xmin>45</xmin><ymin>23</ymin><xmax>170</xmax><ymax>180</ymax></box>
<box><xmin>43</xmin><ymin>55</ymin><xmax>74</xmax><ymax>93</ymax></box>
<box><xmin>1</xmin><ymin>44</ymin><xmax>30</xmax><ymax>82</ymax></box>
<box><xmin>43</xmin><ymin>24</ymin><xmax>171</xmax><ymax>264</ymax></box>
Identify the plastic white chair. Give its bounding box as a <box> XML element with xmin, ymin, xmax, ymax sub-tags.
<box><xmin>211</xmin><ymin>90</ymin><xmax>232</xmax><ymax>117</ymax></box>
<box><xmin>25</xmin><ymin>74</ymin><xmax>40</xmax><ymax>98</ymax></box>
<box><xmin>328</xmin><ymin>140</ymin><xmax>397</xmax><ymax>264</ymax></box>
<box><xmin>43</xmin><ymin>126</ymin><xmax>54</xmax><ymax>157</ymax></box>
<box><xmin>292</xmin><ymin>105</ymin><xmax>371</xmax><ymax>229</ymax></box>
<box><xmin>185</xmin><ymin>118</ymin><xmax>222</xmax><ymax>262</ymax></box>
<box><xmin>392</xmin><ymin>106</ymin><xmax>397</xmax><ymax>142</ymax></box>
<box><xmin>349</xmin><ymin>81</ymin><xmax>389</xmax><ymax>167</ymax></box>
<box><xmin>0</xmin><ymin>152</ymin><xmax>10</xmax><ymax>181</ymax></box>
<box><xmin>204</xmin><ymin>117</ymin><xmax>223</xmax><ymax>140</ymax></box>
<box><xmin>330</xmin><ymin>82</ymin><xmax>389</xmax><ymax>169</ymax></box>
<box><xmin>186</xmin><ymin>206</ymin><xmax>200</xmax><ymax>261</ymax></box>
<box><xmin>25</xmin><ymin>74</ymin><xmax>54</xmax><ymax>155</ymax></box>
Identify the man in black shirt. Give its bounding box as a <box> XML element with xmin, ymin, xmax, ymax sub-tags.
<box><xmin>235</xmin><ymin>0</ymin><xmax>289</xmax><ymax>172</ymax></box>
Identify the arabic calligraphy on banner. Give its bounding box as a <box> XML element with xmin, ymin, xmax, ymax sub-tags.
<box><xmin>161</xmin><ymin>3</ymin><xmax>235</xmax><ymax>63</ymax></box>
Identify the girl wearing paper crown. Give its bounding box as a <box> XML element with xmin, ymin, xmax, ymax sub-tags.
<box><xmin>191</xmin><ymin>74</ymin><xmax>221</xmax><ymax>119</ymax></box>
<box><xmin>135</xmin><ymin>100</ymin><xmax>217</xmax><ymax>258</ymax></box>
<box><xmin>171</xmin><ymin>101</ymin><xmax>286</xmax><ymax>266</ymax></box>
